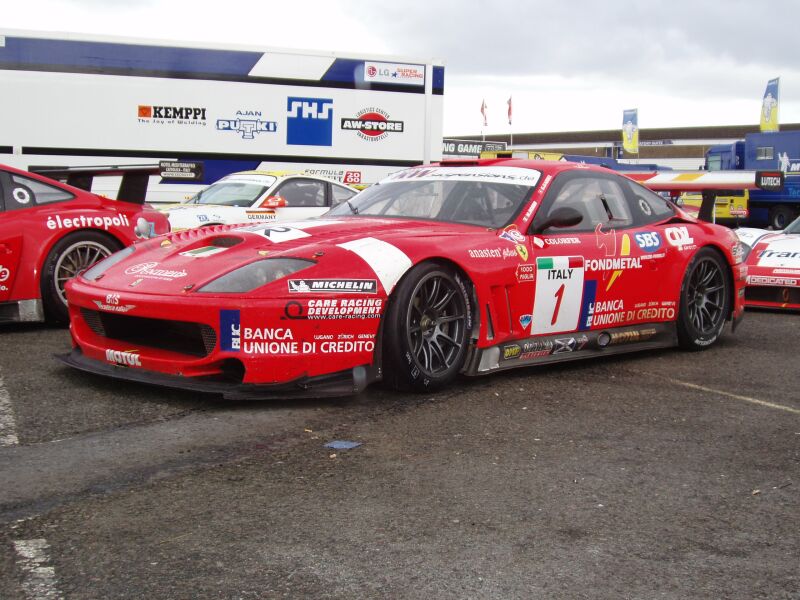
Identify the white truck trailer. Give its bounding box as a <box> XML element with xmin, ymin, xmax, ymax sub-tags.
<box><xmin>0</xmin><ymin>29</ymin><xmax>444</xmax><ymax>201</ymax></box>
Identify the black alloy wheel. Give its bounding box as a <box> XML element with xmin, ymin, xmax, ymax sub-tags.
<box><xmin>677</xmin><ymin>247</ymin><xmax>731</xmax><ymax>350</ymax></box>
<box><xmin>383</xmin><ymin>262</ymin><xmax>471</xmax><ymax>391</ymax></box>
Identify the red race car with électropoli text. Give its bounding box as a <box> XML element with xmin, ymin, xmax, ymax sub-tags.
<box><xmin>59</xmin><ymin>159</ymin><xmax>751</xmax><ymax>399</ymax></box>
<box><xmin>0</xmin><ymin>164</ymin><xmax>170</xmax><ymax>324</ymax></box>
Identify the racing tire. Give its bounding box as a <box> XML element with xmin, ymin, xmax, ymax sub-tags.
<box><xmin>769</xmin><ymin>205</ymin><xmax>795</xmax><ymax>230</ymax></box>
<box><xmin>382</xmin><ymin>262</ymin><xmax>472</xmax><ymax>392</ymax></box>
<box><xmin>41</xmin><ymin>231</ymin><xmax>122</xmax><ymax>324</ymax></box>
<box><xmin>676</xmin><ymin>247</ymin><xmax>731</xmax><ymax>351</ymax></box>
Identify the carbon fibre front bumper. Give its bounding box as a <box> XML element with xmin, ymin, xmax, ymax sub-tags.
<box><xmin>56</xmin><ymin>348</ymin><xmax>378</xmax><ymax>400</ymax></box>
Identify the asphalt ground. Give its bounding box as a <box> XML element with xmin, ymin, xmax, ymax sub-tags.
<box><xmin>0</xmin><ymin>310</ymin><xmax>798</xmax><ymax>599</ymax></box>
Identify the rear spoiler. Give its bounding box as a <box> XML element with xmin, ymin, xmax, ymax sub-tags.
<box><xmin>29</xmin><ymin>161</ymin><xmax>204</xmax><ymax>205</ymax></box>
<box><xmin>30</xmin><ymin>164</ymin><xmax>161</xmax><ymax>205</ymax></box>
<box><xmin>625</xmin><ymin>170</ymin><xmax>785</xmax><ymax>222</ymax></box>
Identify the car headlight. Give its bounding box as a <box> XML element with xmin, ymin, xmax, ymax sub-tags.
<box><xmin>82</xmin><ymin>245</ymin><xmax>136</xmax><ymax>281</ymax></box>
<box><xmin>732</xmin><ymin>241</ymin><xmax>750</xmax><ymax>264</ymax></box>
<box><xmin>196</xmin><ymin>258</ymin><xmax>314</xmax><ymax>293</ymax></box>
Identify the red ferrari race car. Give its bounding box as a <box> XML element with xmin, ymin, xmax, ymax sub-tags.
<box><xmin>735</xmin><ymin>218</ymin><xmax>800</xmax><ymax>310</ymax></box>
<box><xmin>0</xmin><ymin>164</ymin><xmax>169</xmax><ymax>324</ymax></box>
<box><xmin>59</xmin><ymin>159</ymin><xmax>748</xmax><ymax>399</ymax></box>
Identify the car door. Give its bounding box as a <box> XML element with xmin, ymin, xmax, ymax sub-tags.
<box><xmin>525</xmin><ymin>170</ymin><xmax>656</xmax><ymax>337</ymax></box>
<box><xmin>261</xmin><ymin>177</ymin><xmax>332</xmax><ymax>221</ymax></box>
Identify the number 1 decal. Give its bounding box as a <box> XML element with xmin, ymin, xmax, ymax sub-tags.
<box><xmin>551</xmin><ymin>283</ymin><xmax>565</xmax><ymax>326</ymax></box>
<box><xmin>532</xmin><ymin>256</ymin><xmax>584</xmax><ymax>334</ymax></box>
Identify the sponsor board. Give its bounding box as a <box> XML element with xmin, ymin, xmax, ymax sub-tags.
<box><xmin>747</xmin><ymin>275</ymin><xmax>798</xmax><ymax>286</ymax></box>
<box><xmin>516</xmin><ymin>263</ymin><xmax>535</xmax><ymax>283</ymax></box>
<box><xmin>341</xmin><ymin>107</ymin><xmax>404</xmax><ymax>141</ymax></box>
<box><xmin>287</xmin><ymin>279</ymin><xmax>377</xmax><ymax>294</ymax></box>
<box><xmin>283</xmin><ymin>298</ymin><xmax>383</xmax><ymax>320</ymax></box>
<box><xmin>597</xmin><ymin>328</ymin><xmax>658</xmax><ymax>347</ymax></box>
<box><xmin>123</xmin><ymin>262</ymin><xmax>187</xmax><ymax>280</ymax></box>
<box><xmin>287</xmin><ymin>97</ymin><xmax>333</xmax><ymax>146</ymax></box>
<box><xmin>499</xmin><ymin>225</ymin><xmax>525</xmax><ymax>244</ymax></box>
<box><xmin>216</xmin><ymin>110</ymin><xmax>278</xmax><ymax>139</ymax></box>
<box><xmin>46</xmin><ymin>214</ymin><xmax>130</xmax><ymax>231</ymax></box>
<box><xmin>584</xmin><ymin>299</ymin><xmax>626</xmax><ymax>328</ymax></box>
<box><xmin>93</xmin><ymin>293</ymin><xmax>135</xmax><ymax>313</ymax></box>
<box><xmin>665</xmin><ymin>226</ymin><xmax>696</xmax><ymax>250</ymax></box>
<box><xmin>105</xmin><ymin>349</ymin><xmax>141</xmax><ymax>367</ymax></box>
<box><xmin>468</xmin><ymin>248</ymin><xmax>502</xmax><ymax>259</ymax></box>
<box><xmin>364</xmin><ymin>61</ymin><xmax>425</xmax><ymax>86</ymax></box>
<box><xmin>387</xmin><ymin>166</ymin><xmax>541</xmax><ymax>186</ymax></box>
<box><xmin>553</xmin><ymin>335</ymin><xmax>589</xmax><ymax>354</ymax></box>
<box><xmin>138</xmin><ymin>105</ymin><xmax>207</xmax><ymax>126</ymax></box>
<box><xmin>634</xmin><ymin>231</ymin><xmax>662</xmax><ymax>253</ymax></box>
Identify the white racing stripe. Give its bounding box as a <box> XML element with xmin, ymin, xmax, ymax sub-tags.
<box><xmin>634</xmin><ymin>371</ymin><xmax>800</xmax><ymax>415</ymax></box>
<box><xmin>0</xmin><ymin>371</ymin><xmax>19</xmax><ymax>446</ymax></box>
<box><xmin>13</xmin><ymin>539</ymin><xmax>63</xmax><ymax>599</ymax></box>
<box><xmin>338</xmin><ymin>237</ymin><xmax>413</xmax><ymax>294</ymax></box>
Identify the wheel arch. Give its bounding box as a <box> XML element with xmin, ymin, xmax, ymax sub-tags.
<box><xmin>376</xmin><ymin>256</ymin><xmax>480</xmax><ymax>376</ymax></box>
<box><xmin>37</xmin><ymin>228</ymin><xmax>127</xmax><ymax>277</ymax></box>
<box><xmin>701</xmin><ymin>242</ymin><xmax>737</xmax><ymax>322</ymax></box>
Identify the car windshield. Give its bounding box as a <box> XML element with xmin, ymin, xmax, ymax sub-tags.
<box><xmin>328</xmin><ymin>167</ymin><xmax>540</xmax><ymax>228</ymax></box>
<box><xmin>186</xmin><ymin>177</ymin><xmax>277</xmax><ymax>207</ymax></box>
<box><xmin>784</xmin><ymin>216</ymin><xmax>800</xmax><ymax>234</ymax></box>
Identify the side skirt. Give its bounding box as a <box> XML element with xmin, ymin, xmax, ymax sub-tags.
<box><xmin>464</xmin><ymin>322</ymin><xmax>678</xmax><ymax>376</ymax></box>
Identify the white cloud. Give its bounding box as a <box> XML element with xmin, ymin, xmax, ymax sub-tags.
<box><xmin>5</xmin><ymin>0</ymin><xmax>800</xmax><ymax>135</ymax></box>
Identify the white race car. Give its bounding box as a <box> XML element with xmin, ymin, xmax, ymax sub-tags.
<box><xmin>736</xmin><ymin>218</ymin><xmax>800</xmax><ymax>310</ymax></box>
<box><xmin>163</xmin><ymin>171</ymin><xmax>358</xmax><ymax>231</ymax></box>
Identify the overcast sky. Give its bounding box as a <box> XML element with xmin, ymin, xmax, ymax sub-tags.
<box><xmin>6</xmin><ymin>0</ymin><xmax>800</xmax><ymax>137</ymax></box>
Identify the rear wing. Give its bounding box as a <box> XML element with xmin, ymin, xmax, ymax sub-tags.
<box><xmin>30</xmin><ymin>164</ymin><xmax>160</xmax><ymax>205</ymax></box>
<box><xmin>29</xmin><ymin>161</ymin><xmax>204</xmax><ymax>205</ymax></box>
<box><xmin>625</xmin><ymin>170</ymin><xmax>785</xmax><ymax>222</ymax></box>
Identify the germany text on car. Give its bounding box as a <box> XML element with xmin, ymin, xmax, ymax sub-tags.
<box><xmin>59</xmin><ymin>160</ymin><xmax>746</xmax><ymax>399</ymax></box>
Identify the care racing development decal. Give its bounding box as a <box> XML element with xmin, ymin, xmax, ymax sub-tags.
<box><xmin>283</xmin><ymin>298</ymin><xmax>383</xmax><ymax>320</ymax></box>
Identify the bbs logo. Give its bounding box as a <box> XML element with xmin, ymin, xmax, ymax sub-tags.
<box><xmin>634</xmin><ymin>231</ymin><xmax>662</xmax><ymax>252</ymax></box>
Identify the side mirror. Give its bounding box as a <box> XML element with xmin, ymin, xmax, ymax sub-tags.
<box><xmin>530</xmin><ymin>206</ymin><xmax>583</xmax><ymax>234</ymax></box>
<box><xmin>262</xmin><ymin>195</ymin><xmax>287</xmax><ymax>209</ymax></box>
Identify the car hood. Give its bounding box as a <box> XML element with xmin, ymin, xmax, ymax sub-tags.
<box><xmin>82</xmin><ymin>217</ymin><xmax>481</xmax><ymax>296</ymax></box>
<box><xmin>748</xmin><ymin>233</ymin><xmax>800</xmax><ymax>268</ymax></box>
